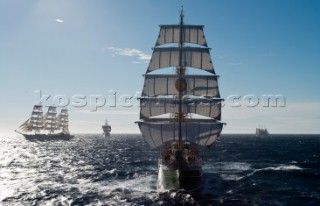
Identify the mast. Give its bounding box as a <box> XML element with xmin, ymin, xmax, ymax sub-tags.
<box><xmin>137</xmin><ymin>9</ymin><xmax>224</xmax><ymax>149</ymax></box>
<box><xmin>178</xmin><ymin>7</ymin><xmax>184</xmax><ymax>145</ymax></box>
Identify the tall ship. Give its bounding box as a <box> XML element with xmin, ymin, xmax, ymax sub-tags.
<box><xmin>102</xmin><ymin>120</ymin><xmax>111</xmax><ymax>137</ymax></box>
<box><xmin>137</xmin><ymin>9</ymin><xmax>224</xmax><ymax>190</ymax></box>
<box><xmin>15</xmin><ymin>105</ymin><xmax>73</xmax><ymax>140</ymax></box>
<box><xmin>256</xmin><ymin>126</ymin><xmax>269</xmax><ymax>137</ymax></box>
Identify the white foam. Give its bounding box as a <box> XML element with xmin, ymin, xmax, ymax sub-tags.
<box><xmin>260</xmin><ymin>165</ymin><xmax>303</xmax><ymax>171</ymax></box>
<box><xmin>220</xmin><ymin>174</ymin><xmax>243</xmax><ymax>181</ymax></box>
<box><xmin>212</xmin><ymin>162</ymin><xmax>252</xmax><ymax>171</ymax></box>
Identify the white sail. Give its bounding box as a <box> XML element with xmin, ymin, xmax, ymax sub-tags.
<box><xmin>16</xmin><ymin>105</ymin><xmax>73</xmax><ymax>137</ymax></box>
<box><xmin>137</xmin><ymin>11</ymin><xmax>224</xmax><ymax>150</ymax></box>
<box><xmin>142</xmin><ymin>74</ymin><xmax>219</xmax><ymax>97</ymax></box>
<box><xmin>138</xmin><ymin>121</ymin><xmax>223</xmax><ymax>148</ymax></box>
<box><xmin>43</xmin><ymin>106</ymin><xmax>58</xmax><ymax>133</ymax></box>
<box><xmin>18</xmin><ymin>119</ymin><xmax>32</xmax><ymax>132</ymax></box>
<box><xmin>19</xmin><ymin>119</ymin><xmax>29</xmax><ymax>128</ymax></box>
<box><xmin>140</xmin><ymin>97</ymin><xmax>221</xmax><ymax>120</ymax></box>
<box><xmin>156</xmin><ymin>25</ymin><xmax>207</xmax><ymax>46</ymax></box>
<box><xmin>57</xmin><ymin>109</ymin><xmax>70</xmax><ymax>134</ymax></box>
<box><xmin>102</xmin><ymin>120</ymin><xmax>111</xmax><ymax>136</ymax></box>
<box><xmin>29</xmin><ymin>104</ymin><xmax>43</xmax><ymax>132</ymax></box>
<box><xmin>147</xmin><ymin>47</ymin><xmax>214</xmax><ymax>73</ymax></box>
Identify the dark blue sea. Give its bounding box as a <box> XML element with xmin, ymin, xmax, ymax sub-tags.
<box><xmin>0</xmin><ymin>134</ymin><xmax>319</xmax><ymax>205</ymax></box>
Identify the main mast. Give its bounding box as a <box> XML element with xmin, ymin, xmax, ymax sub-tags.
<box><xmin>177</xmin><ymin>8</ymin><xmax>185</xmax><ymax>147</ymax></box>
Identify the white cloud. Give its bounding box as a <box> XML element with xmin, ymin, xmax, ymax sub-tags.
<box><xmin>54</xmin><ymin>18</ymin><xmax>64</xmax><ymax>23</ymax></box>
<box><xmin>106</xmin><ymin>46</ymin><xmax>151</xmax><ymax>64</ymax></box>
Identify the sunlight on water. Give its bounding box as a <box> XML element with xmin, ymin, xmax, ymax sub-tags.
<box><xmin>0</xmin><ymin>134</ymin><xmax>319</xmax><ymax>205</ymax></box>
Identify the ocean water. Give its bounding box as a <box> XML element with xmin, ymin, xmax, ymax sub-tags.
<box><xmin>0</xmin><ymin>134</ymin><xmax>319</xmax><ymax>206</ymax></box>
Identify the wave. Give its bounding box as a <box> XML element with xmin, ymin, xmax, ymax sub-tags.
<box><xmin>206</xmin><ymin>162</ymin><xmax>252</xmax><ymax>172</ymax></box>
<box><xmin>217</xmin><ymin>164</ymin><xmax>303</xmax><ymax>181</ymax></box>
<box><xmin>258</xmin><ymin>165</ymin><xmax>303</xmax><ymax>171</ymax></box>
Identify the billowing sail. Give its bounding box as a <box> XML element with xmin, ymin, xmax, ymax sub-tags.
<box><xmin>147</xmin><ymin>47</ymin><xmax>214</xmax><ymax>73</ymax></box>
<box><xmin>142</xmin><ymin>74</ymin><xmax>219</xmax><ymax>97</ymax></box>
<box><xmin>137</xmin><ymin>13</ymin><xmax>224</xmax><ymax>149</ymax></box>
<box><xmin>140</xmin><ymin>97</ymin><xmax>221</xmax><ymax>120</ymax></box>
<box><xmin>138</xmin><ymin>121</ymin><xmax>223</xmax><ymax>148</ymax></box>
<box><xmin>156</xmin><ymin>25</ymin><xmax>207</xmax><ymax>46</ymax></box>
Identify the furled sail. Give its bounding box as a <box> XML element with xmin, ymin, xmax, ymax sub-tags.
<box><xmin>147</xmin><ymin>47</ymin><xmax>214</xmax><ymax>73</ymax></box>
<box><xmin>140</xmin><ymin>97</ymin><xmax>221</xmax><ymax>120</ymax></box>
<box><xmin>156</xmin><ymin>25</ymin><xmax>207</xmax><ymax>46</ymax></box>
<box><xmin>138</xmin><ymin>121</ymin><xmax>223</xmax><ymax>148</ymax></box>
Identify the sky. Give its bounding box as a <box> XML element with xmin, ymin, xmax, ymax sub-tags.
<box><xmin>0</xmin><ymin>0</ymin><xmax>320</xmax><ymax>134</ymax></box>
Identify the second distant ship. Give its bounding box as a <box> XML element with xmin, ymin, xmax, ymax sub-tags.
<box><xmin>102</xmin><ymin>120</ymin><xmax>111</xmax><ymax>137</ymax></box>
<box><xmin>256</xmin><ymin>126</ymin><xmax>269</xmax><ymax>137</ymax></box>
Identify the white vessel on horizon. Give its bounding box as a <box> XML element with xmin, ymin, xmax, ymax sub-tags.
<box><xmin>102</xmin><ymin>120</ymin><xmax>111</xmax><ymax>137</ymax></box>
<box><xmin>256</xmin><ymin>125</ymin><xmax>270</xmax><ymax>137</ymax></box>
<box><xmin>15</xmin><ymin>105</ymin><xmax>73</xmax><ymax>140</ymax></box>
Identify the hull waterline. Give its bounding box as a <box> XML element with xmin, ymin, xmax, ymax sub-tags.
<box><xmin>157</xmin><ymin>141</ymin><xmax>203</xmax><ymax>190</ymax></box>
<box><xmin>23</xmin><ymin>134</ymin><xmax>74</xmax><ymax>141</ymax></box>
<box><xmin>158</xmin><ymin>163</ymin><xmax>202</xmax><ymax>190</ymax></box>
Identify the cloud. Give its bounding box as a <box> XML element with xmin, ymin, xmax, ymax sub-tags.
<box><xmin>54</xmin><ymin>18</ymin><xmax>64</xmax><ymax>23</ymax></box>
<box><xmin>106</xmin><ymin>47</ymin><xmax>151</xmax><ymax>64</ymax></box>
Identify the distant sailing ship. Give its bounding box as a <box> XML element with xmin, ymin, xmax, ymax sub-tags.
<box><xmin>137</xmin><ymin>9</ymin><xmax>224</xmax><ymax>190</ymax></box>
<box><xmin>102</xmin><ymin>120</ymin><xmax>111</xmax><ymax>137</ymax></box>
<box><xmin>256</xmin><ymin>126</ymin><xmax>269</xmax><ymax>137</ymax></box>
<box><xmin>15</xmin><ymin>105</ymin><xmax>73</xmax><ymax>140</ymax></box>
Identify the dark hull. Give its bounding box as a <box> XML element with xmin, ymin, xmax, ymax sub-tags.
<box><xmin>158</xmin><ymin>163</ymin><xmax>202</xmax><ymax>190</ymax></box>
<box><xmin>158</xmin><ymin>141</ymin><xmax>203</xmax><ymax>190</ymax></box>
<box><xmin>23</xmin><ymin>134</ymin><xmax>74</xmax><ymax>141</ymax></box>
